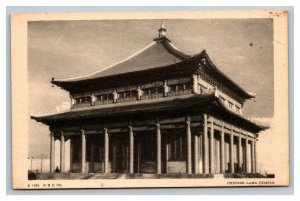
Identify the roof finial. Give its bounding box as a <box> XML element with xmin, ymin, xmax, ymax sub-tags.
<box><xmin>158</xmin><ymin>21</ymin><xmax>166</xmax><ymax>37</ymax></box>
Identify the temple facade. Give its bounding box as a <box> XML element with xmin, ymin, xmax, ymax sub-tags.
<box><xmin>31</xmin><ymin>24</ymin><xmax>266</xmax><ymax>177</ymax></box>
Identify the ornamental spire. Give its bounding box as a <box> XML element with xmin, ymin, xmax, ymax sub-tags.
<box><xmin>158</xmin><ymin>22</ymin><xmax>166</xmax><ymax>37</ymax></box>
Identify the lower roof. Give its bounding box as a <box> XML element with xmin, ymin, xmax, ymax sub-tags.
<box><xmin>31</xmin><ymin>94</ymin><xmax>266</xmax><ymax>133</ymax></box>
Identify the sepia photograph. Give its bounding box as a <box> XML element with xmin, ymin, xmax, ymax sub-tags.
<box><xmin>11</xmin><ymin>10</ymin><xmax>289</xmax><ymax>189</ymax></box>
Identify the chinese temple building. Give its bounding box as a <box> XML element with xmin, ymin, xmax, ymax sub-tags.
<box><xmin>31</xmin><ymin>24</ymin><xmax>266</xmax><ymax>177</ymax></box>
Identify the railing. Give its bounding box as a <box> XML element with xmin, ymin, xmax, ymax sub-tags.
<box><xmin>141</xmin><ymin>93</ymin><xmax>164</xmax><ymax>100</ymax></box>
<box><xmin>168</xmin><ymin>89</ymin><xmax>192</xmax><ymax>96</ymax></box>
<box><xmin>72</xmin><ymin>89</ymin><xmax>194</xmax><ymax>109</ymax></box>
<box><xmin>72</xmin><ymin>86</ymin><xmax>195</xmax><ymax>109</ymax></box>
<box><xmin>117</xmin><ymin>96</ymin><xmax>138</xmax><ymax>103</ymax></box>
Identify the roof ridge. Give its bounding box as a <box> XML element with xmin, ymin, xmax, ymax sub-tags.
<box><xmin>53</xmin><ymin>42</ymin><xmax>157</xmax><ymax>82</ymax></box>
<box><xmin>162</xmin><ymin>40</ymin><xmax>191</xmax><ymax>59</ymax></box>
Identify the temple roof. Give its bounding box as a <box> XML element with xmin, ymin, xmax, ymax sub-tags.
<box><xmin>51</xmin><ymin>25</ymin><xmax>254</xmax><ymax>100</ymax></box>
<box><xmin>31</xmin><ymin>94</ymin><xmax>266</xmax><ymax>133</ymax></box>
<box><xmin>52</xmin><ymin>36</ymin><xmax>190</xmax><ymax>83</ymax></box>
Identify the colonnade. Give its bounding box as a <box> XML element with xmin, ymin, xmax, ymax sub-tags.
<box><xmin>49</xmin><ymin>114</ymin><xmax>257</xmax><ymax>175</ymax></box>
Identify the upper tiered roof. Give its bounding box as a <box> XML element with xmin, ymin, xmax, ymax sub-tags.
<box><xmin>51</xmin><ymin>24</ymin><xmax>254</xmax><ymax>99</ymax></box>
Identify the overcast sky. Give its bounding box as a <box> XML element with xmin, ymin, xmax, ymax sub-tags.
<box><xmin>28</xmin><ymin>19</ymin><xmax>274</xmax><ymax>157</ymax></box>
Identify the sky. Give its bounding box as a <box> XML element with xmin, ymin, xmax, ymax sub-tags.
<box><xmin>28</xmin><ymin>19</ymin><xmax>274</xmax><ymax>158</ymax></box>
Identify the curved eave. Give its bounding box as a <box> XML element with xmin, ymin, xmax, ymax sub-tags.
<box><xmin>213</xmin><ymin>98</ymin><xmax>268</xmax><ymax>133</ymax></box>
<box><xmin>202</xmin><ymin>51</ymin><xmax>255</xmax><ymax>99</ymax></box>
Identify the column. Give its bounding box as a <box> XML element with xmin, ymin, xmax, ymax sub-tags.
<box><xmin>194</xmin><ymin>133</ymin><xmax>199</xmax><ymax>173</ymax></box>
<box><xmin>165</xmin><ymin>140</ymin><xmax>169</xmax><ymax>173</ymax></box>
<box><xmin>238</xmin><ymin>133</ymin><xmax>242</xmax><ymax>172</ymax></box>
<box><xmin>251</xmin><ymin>140</ymin><xmax>255</xmax><ymax>173</ymax></box>
<box><xmin>129</xmin><ymin>126</ymin><xmax>134</xmax><ymax>173</ymax></box>
<box><xmin>60</xmin><ymin>131</ymin><xmax>65</xmax><ymax>173</ymax></box>
<box><xmin>245</xmin><ymin>136</ymin><xmax>249</xmax><ymax>173</ymax></box>
<box><xmin>186</xmin><ymin>118</ymin><xmax>192</xmax><ymax>174</ymax></box>
<box><xmin>230</xmin><ymin>127</ymin><xmax>234</xmax><ymax>173</ymax></box>
<box><xmin>198</xmin><ymin>134</ymin><xmax>203</xmax><ymax>173</ymax></box>
<box><xmin>70</xmin><ymin>137</ymin><xmax>73</xmax><ymax>173</ymax></box>
<box><xmin>104</xmin><ymin>128</ymin><xmax>109</xmax><ymax>173</ymax></box>
<box><xmin>81</xmin><ymin>130</ymin><xmax>86</xmax><ymax>174</ymax></box>
<box><xmin>254</xmin><ymin>140</ymin><xmax>258</xmax><ymax>173</ymax></box>
<box><xmin>203</xmin><ymin>114</ymin><xmax>209</xmax><ymax>174</ymax></box>
<box><xmin>156</xmin><ymin>123</ymin><xmax>162</xmax><ymax>174</ymax></box>
<box><xmin>220</xmin><ymin>123</ymin><xmax>225</xmax><ymax>173</ymax></box>
<box><xmin>50</xmin><ymin>133</ymin><xmax>55</xmax><ymax>172</ymax></box>
<box><xmin>209</xmin><ymin>118</ymin><xmax>214</xmax><ymax>174</ymax></box>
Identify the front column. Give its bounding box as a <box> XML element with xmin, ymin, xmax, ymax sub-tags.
<box><xmin>238</xmin><ymin>133</ymin><xmax>242</xmax><ymax>172</ymax></box>
<box><xmin>60</xmin><ymin>131</ymin><xmax>65</xmax><ymax>173</ymax></box>
<box><xmin>165</xmin><ymin>140</ymin><xmax>169</xmax><ymax>173</ymax></box>
<box><xmin>186</xmin><ymin>118</ymin><xmax>192</xmax><ymax>174</ymax></box>
<box><xmin>220</xmin><ymin>123</ymin><xmax>225</xmax><ymax>173</ymax></box>
<box><xmin>230</xmin><ymin>127</ymin><xmax>234</xmax><ymax>173</ymax></box>
<box><xmin>251</xmin><ymin>139</ymin><xmax>255</xmax><ymax>173</ymax></box>
<box><xmin>254</xmin><ymin>139</ymin><xmax>258</xmax><ymax>173</ymax></box>
<box><xmin>50</xmin><ymin>133</ymin><xmax>55</xmax><ymax>172</ymax></box>
<box><xmin>81</xmin><ymin>130</ymin><xmax>86</xmax><ymax>174</ymax></box>
<box><xmin>129</xmin><ymin>126</ymin><xmax>134</xmax><ymax>173</ymax></box>
<box><xmin>194</xmin><ymin>133</ymin><xmax>199</xmax><ymax>173</ymax></box>
<box><xmin>245</xmin><ymin>136</ymin><xmax>249</xmax><ymax>173</ymax></box>
<box><xmin>104</xmin><ymin>128</ymin><xmax>109</xmax><ymax>173</ymax></box>
<box><xmin>156</xmin><ymin>123</ymin><xmax>162</xmax><ymax>174</ymax></box>
<box><xmin>209</xmin><ymin>118</ymin><xmax>214</xmax><ymax>174</ymax></box>
<box><xmin>203</xmin><ymin>114</ymin><xmax>209</xmax><ymax>174</ymax></box>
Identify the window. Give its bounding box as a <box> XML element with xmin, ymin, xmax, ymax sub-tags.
<box><xmin>228</xmin><ymin>101</ymin><xmax>234</xmax><ymax>109</ymax></box>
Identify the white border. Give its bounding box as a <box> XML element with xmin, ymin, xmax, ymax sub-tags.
<box><xmin>2</xmin><ymin>1</ymin><xmax>298</xmax><ymax>201</ymax></box>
